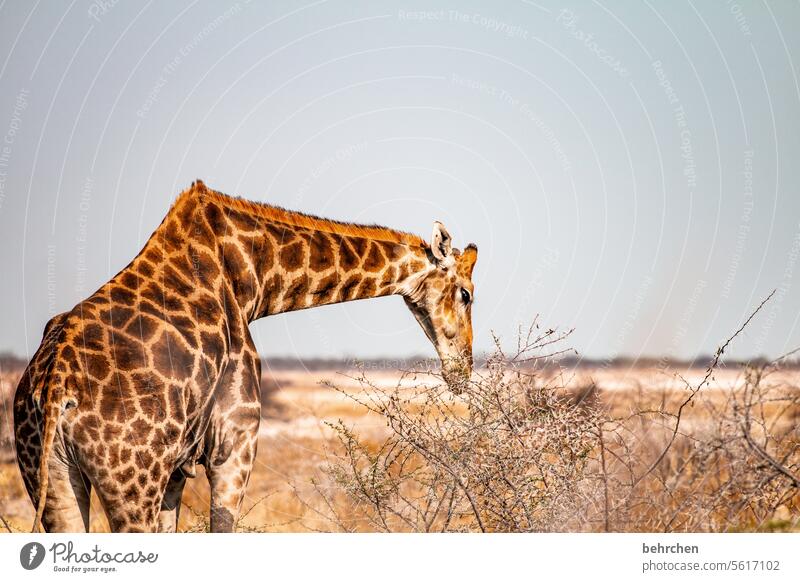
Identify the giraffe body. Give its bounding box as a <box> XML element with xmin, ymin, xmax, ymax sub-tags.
<box><xmin>14</xmin><ymin>181</ymin><xmax>477</xmax><ymax>532</ymax></box>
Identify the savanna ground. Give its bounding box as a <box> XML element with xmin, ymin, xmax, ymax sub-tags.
<box><xmin>1</xmin><ymin>327</ymin><xmax>799</xmax><ymax>533</ymax></box>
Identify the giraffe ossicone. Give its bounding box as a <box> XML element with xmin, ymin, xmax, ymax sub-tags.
<box><xmin>14</xmin><ymin>180</ymin><xmax>478</xmax><ymax>532</ymax></box>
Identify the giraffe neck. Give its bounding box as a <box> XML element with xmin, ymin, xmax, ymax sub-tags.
<box><xmin>252</xmin><ymin>224</ymin><xmax>430</xmax><ymax>319</ymax></box>
<box><xmin>167</xmin><ymin>183</ymin><xmax>432</xmax><ymax>322</ymax></box>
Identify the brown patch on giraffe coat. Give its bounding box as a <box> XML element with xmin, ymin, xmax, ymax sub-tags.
<box><xmin>99</xmin><ymin>385</ymin><xmax>134</xmax><ymax>424</ymax></box>
<box><xmin>200</xmin><ymin>330</ymin><xmax>225</xmax><ymax>359</ymax></box>
<box><xmin>191</xmin><ymin>212</ymin><xmax>218</xmax><ymax>249</ymax></box>
<box><xmin>311</xmin><ymin>272</ymin><xmax>338</xmax><ymax>303</ymax></box>
<box><xmin>120</xmin><ymin>272</ymin><xmax>143</xmax><ymax>289</ymax></box>
<box><xmin>162</xmin><ymin>220</ymin><xmax>185</xmax><ymax>253</ymax></box>
<box><xmin>110</xmin><ymin>305</ymin><xmax>138</xmax><ymax>328</ymax></box>
<box><xmin>163</xmin><ymin>264</ymin><xmax>195</xmax><ymax>297</ymax></box>
<box><xmin>75</xmin><ymin>414</ymin><xmax>101</xmax><ymax>442</ymax></box>
<box><xmin>144</xmin><ymin>245</ymin><xmax>164</xmax><ymax>265</ymax></box>
<box><xmin>379</xmin><ymin>241</ymin><xmax>403</xmax><ymax>261</ymax></box>
<box><xmin>85</xmin><ymin>353</ymin><xmax>111</xmax><ymax>381</ymax></box>
<box><xmin>140</xmin><ymin>281</ymin><xmax>185</xmax><ymax>313</ymax></box>
<box><xmin>213</xmin><ymin>378</ymin><xmax>236</xmax><ymax>409</ymax></box>
<box><xmin>175</xmin><ymin>195</ymin><xmax>198</xmax><ymax>227</ymax></box>
<box><xmin>194</xmin><ymin>249</ymin><xmax>221</xmax><ymax>284</ymax></box>
<box><xmin>167</xmin><ymin>385</ymin><xmax>186</xmax><ymax>423</ymax></box>
<box><xmin>128</xmin><ymin>418</ymin><xmax>153</xmax><ymax>441</ymax></box>
<box><xmin>381</xmin><ymin>265</ymin><xmax>397</xmax><ymax>288</ymax></box>
<box><xmin>136</xmin><ymin>450</ymin><xmax>154</xmax><ymax>470</ymax></box>
<box><xmin>117</xmin><ymin>466</ymin><xmax>136</xmax><ymax>484</ymax></box>
<box><xmin>348</xmin><ymin>237</ymin><xmax>368</xmax><ymax>261</ymax></box>
<box><xmin>136</xmin><ymin>260</ymin><xmax>155</xmax><ymax>278</ymax></box>
<box><xmin>139</xmin><ymin>392</ymin><xmax>167</xmax><ymax>422</ymax></box>
<box><xmin>190</xmin><ymin>293</ymin><xmax>220</xmax><ymax>326</ymax></box>
<box><xmin>241</xmin><ymin>352</ymin><xmax>259</xmax><ymax>397</ymax></box>
<box><xmin>279</xmin><ymin>241</ymin><xmax>305</xmax><ymax>272</ymax></box>
<box><xmin>222</xmin><ymin>286</ymin><xmax>243</xmax><ymax>341</ymax></box>
<box><xmin>149</xmin><ymin>426</ymin><xmax>176</xmax><ymax>458</ymax></box>
<box><xmin>99</xmin><ymin>305</ymin><xmax>135</xmax><ymax>328</ymax></box>
<box><xmin>357</xmin><ymin>277</ymin><xmax>377</xmax><ymax>299</ymax></box>
<box><xmin>162</xmin><ymin>294</ymin><xmax>186</xmax><ymax>313</ymax></box>
<box><xmin>111</xmin><ymin>372</ymin><xmax>135</xmax><ymax>398</ymax></box>
<box><xmin>17</xmin><ymin>419</ymin><xmax>36</xmax><ymax>442</ymax></box>
<box><xmin>125</xmin><ymin>313</ymin><xmax>160</xmax><ymax>343</ymax></box>
<box><xmin>108</xmin><ymin>443</ymin><xmax>120</xmax><ymax>467</ymax></box>
<box><xmin>123</xmin><ymin>483</ymin><xmax>140</xmax><ymax>502</ymax></box>
<box><xmin>61</xmin><ymin>344</ymin><xmax>76</xmax><ymax>361</ymax></box>
<box><xmin>204</xmin><ymin>202</ymin><xmax>228</xmax><ymax>237</ymax></box>
<box><xmin>265</xmin><ymin>222</ymin><xmax>296</xmax><ymax>244</ymax></box>
<box><xmin>309</xmin><ymin>232</ymin><xmax>335</xmax><ymax>272</ymax></box>
<box><xmin>221</xmin><ymin>242</ymin><xmax>256</xmax><ymax>302</ymax></box>
<box><xmin>226</xmin><ymin>208</ymin><xmax>261</xmax><ymax>232</ymax></box>
<box><xmin>397</xmin><ymin>261</ymin><xmax>410</xmax><ymax>282</ymax></box>
<box><xmin>166</xmin><ymin>315</ymin><xmax>199</xmax><ymax>350</ymax></box>
<box><xmin>94</xmin><ymin>443</ymin><xmax>106</xmax><ymax>460</ymax></box>
<box><xmin>109</xmin><ymin>331</ymin><xmax>148</xmax><ymax>371</ymax></box>
<box><xmin>410</xmin><ymin>259</ymin><xmax>427</xmax><ymax>272</ymax></box>
<box><xmin>339</xmin><ymin>274</ymin><xmax>361</xmax><ymax>301</ymax></box>
<box><xmin>102</xmin><ymin>424</ymin><xmax>122</xmax><ymax>442</ymax></box>
<box><xmin>256</xmin><ymin>272</ymin><xmax>282</xmax><ymax>316</ymax></box>
<box><xmin>79</xmin><ymin>323</ymin><xmax>106</xmax><ymax>351</ymax></box>
<box><xmin>151</xmin><ymin>461</ymin><xmax>163</xmax><ymax>481</ymax></box>
<box><xmin>248</xmin><ymin>236</ymin><xmax>274</xmax><ymax>276</ymax></box>
<box><xmin>169</xmin><ymin>253</ymin><xmax>196</xmax><ymax>281</ymax></box>
<box><xmin>282</xmin><ymin>274</ymin><xmax>309</xmax><ymax>310</ymax></box>
<box><xmin>138</xmin><ymin>299</ymin><xmax>166</xmax><ymax>321</ymax></box>
<box><xmin>363</xmin><ymin>242</ymin><xmax>386</xmax><ymax>272</ymax></box>
<box><xmin>337</xmin><ymin>238</ymin><xmax>360</xmax><ymax>270</ymax></box>
<box><xmin>165</xmin><ymin>422</ymin><xmax>181</xmax><ymax>443</ymax></box>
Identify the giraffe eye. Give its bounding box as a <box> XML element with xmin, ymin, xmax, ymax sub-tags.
<box><xmin>460</xmin><ymin>288</ymin><xmax>472</xmax><ymax>304</ymax></box>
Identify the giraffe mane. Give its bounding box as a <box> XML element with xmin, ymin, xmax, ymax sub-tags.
<box><xmin>176</xmin><ymin>180</ymin><xmax>427</xmax><ymax>248</ymax></box>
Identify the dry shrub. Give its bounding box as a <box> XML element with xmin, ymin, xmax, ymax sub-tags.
<box><xmin>309</xmin><ymin>324</ymin><xmax>602</xmax><ymax>532</ymax></box>
<box><xmin>597</xmin><ymin>363</ymin><xmax>800</xmax><ymax>532</ymax></box>
<box><xmin>308</xmin><ymin>308</ymin><xmax>800</xmax><ymax>532</ymax></box>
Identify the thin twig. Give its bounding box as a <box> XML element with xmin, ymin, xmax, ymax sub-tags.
<box><xmin>632</xmin><ymin>291</ymin><xmax>775</xmax><ymax>487</ymax></box>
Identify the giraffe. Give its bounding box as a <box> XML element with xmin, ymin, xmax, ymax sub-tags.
<box><xmin>14</xmin><ymin>180</ymin><xmax>478</xmax><ymax>533</ymax></box>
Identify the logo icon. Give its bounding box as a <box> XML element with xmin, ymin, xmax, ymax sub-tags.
<box><xmin>20</xmin><ymin>542</ymin><xmax>46</xmax><ymax>570</ymax></box>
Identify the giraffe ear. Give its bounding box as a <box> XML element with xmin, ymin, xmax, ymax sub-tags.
<box><xmin>430</xmin><ymin>221</ymin><xmax>452</xmax><ymax>263</ymax></box>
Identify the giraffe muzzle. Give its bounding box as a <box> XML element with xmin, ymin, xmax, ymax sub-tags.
<box><xmin>440</xmin><ymin>355</ymin><xmax>472</xmax><ymax>394</ymax></box>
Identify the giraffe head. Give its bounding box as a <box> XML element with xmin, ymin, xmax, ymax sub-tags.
<box><xmin>403</xmin><ymin>222</ymin><xmax>478</xmax><ymax>393</ymax></box>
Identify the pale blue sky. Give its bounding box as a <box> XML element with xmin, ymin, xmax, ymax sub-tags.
<box><xmin>1</xmin><ymin>0</ymin><xmax>799</xmax><ymax>361</ymax></box>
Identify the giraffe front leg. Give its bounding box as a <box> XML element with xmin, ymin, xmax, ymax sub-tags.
<box><xmin>204</xmin><ymin>404</ymin><xmax>260</xmax><ymax>532</ymax></box>
<box><xmin>157</xmin><ymin>470</ymin><xmax>186</xmax><ymax>532</ymax></box>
